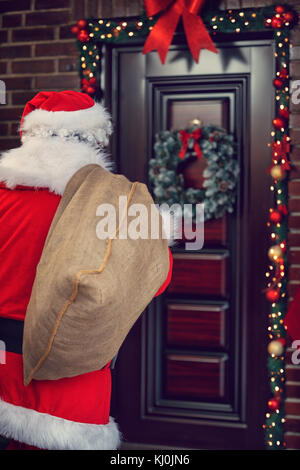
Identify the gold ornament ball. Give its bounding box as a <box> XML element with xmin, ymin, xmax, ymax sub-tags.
<box><xmin>268</xmin><ymin>340</ymin><xmax>284</xmax><ymax>356</ymax></box>
<box><xmin>268</xmin><ymin>244</ymin><xmax>283</xmax><ymax>261</ymax></box>
<box><xmin>189</xmin><ymin>118</ymin><xmax>202</xmax><ymax>128</ymax></box>
<box><xmin>270</xmin><ymin>165</ymin><xmax>285</xmax><ymax>181</ymax></box>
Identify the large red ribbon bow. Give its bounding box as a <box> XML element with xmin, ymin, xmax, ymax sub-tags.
<box><xmin>142</xmin><ymin>0</ymin><xmax>218</xmax><ymax>64</ymax></box>
<box><xmin>179</xmin><ymin>128</ymin><xmax>202</xmax><ymax>159</ymax></box>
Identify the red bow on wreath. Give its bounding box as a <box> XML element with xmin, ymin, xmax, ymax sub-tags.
<box><xmin>142</xmin><ymin>0</ymin><xmax>218</xmax><ymax>64</ymax></box>
<box><xmin>179</xmin><ymin>128</ymin><xmax>202</xmax><ymax>159</ymax></box>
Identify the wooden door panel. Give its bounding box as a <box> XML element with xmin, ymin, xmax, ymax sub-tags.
<box><xmin>167</xmin><ymin>253</ymin><xmax>228</xmax><ymax>296</ymax></box>
<box><xmin>106</xmin><ymin>35</ymin><xmax>274</xmax><ymax>450</ymax></box>
<box><xmin>166</xmin><ymin>354</ymin><xmax>228</xmax><ymax>400</ymax></box>
<box><xmin>180</xmin><ymin>216</ymin><xmax>228</xmax><ymax>247</ymax></box>
<box><xmin>167</xmin><ymin>303</ymin><xmax>227</xmax><ymax>349</ymax></box>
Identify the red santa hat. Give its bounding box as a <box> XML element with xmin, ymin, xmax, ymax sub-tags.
<box><xmin>20</xmin><ymin>90</ymin><xmax>112</xmax><ymax>146</ymax></box>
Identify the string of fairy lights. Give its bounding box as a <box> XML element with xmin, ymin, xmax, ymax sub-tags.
<box><xmin>71</xmin><ymin>4</ymin><xmax>298</xmax><ymax>449</ymax></box>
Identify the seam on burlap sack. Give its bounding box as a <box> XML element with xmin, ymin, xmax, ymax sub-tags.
<box><xmin>24</xmin><ymin>181</ymin><xmax>138</xmax><ymax>386</ymax></box>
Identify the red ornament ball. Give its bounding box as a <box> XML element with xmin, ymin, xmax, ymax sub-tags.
<box><xmin>273</xmin><ymin>78</ymin><xmax>283</xmax><ymax>89</ymax></box>
<box><xmin>269</xmin><ymin>210</ymin><xmax>282</xmax><ymax>224</ymax></box>
<box><xmin>283</xmin><ymin>11</ymin><xmax>295</xmax><ymax>23</ymax></box>
<box><xmin>86</xmin><ymin>86</ymin><xmax>95</xmax><ymax>95</ymax></box>
<box><xmin>88</xmin><ymin>77</ymin><xmax>97</xmax><ymax>85</ymax></box>
<box><xmin>279</xmin><ymin>107</ymin><xmax>290</xmax><ymax>120</ymax></box>
<box><xmin>273</xmin><ymin>117</ymin><xmax>285</xmax><ymax>130</ymax></box>
<box><xmin>275</xmin><ymin>6</ymin><xmax>285</xmax><ymax>14</ymax></box>
<box><xmin>266</xmin><ymin>289</ymin><xmax>280</xmax><ymax>302</ymax></box>
<box><xmin>271</xmin><ymin>17</ymin><xmax>283</xmax><ymax>29</ymax></box>
<box><xmin>77</xmin><ymin>19</ymin><xmax>87</xmax><ymax>29</ymax></box>
<box><xmin>71</xmin><ymin>25</ymin><xmax>79</xmax><ymax>35</ymax></box>
<box><xmin>77</xmin><ymin>30</ymin><xmax>89</xmax><ymax>43</ymax></box>
<box><xmin>268</xmin><ymin>397</ymin><xmax>280</xmax><ymax>412</ymax></box>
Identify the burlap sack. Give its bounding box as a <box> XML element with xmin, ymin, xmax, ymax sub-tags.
<box><xmin>23</xmin><ymin>164</ymin><xmax>169</xmax><ymax>385</ymax></box>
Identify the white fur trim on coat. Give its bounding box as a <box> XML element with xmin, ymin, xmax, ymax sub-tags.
<box><xmin>0</xmin><ymin>137</ymin><xmax>114</xmax><ymax>196</ymax></box>
<box><xmin>21</xmin><ymin>102</ymin><xmax>112</xmax><ymax>147</ymax></box>
<box><xmin>0</xmin><ymin>137</ymin><xmax>177</xmax><ymax>245</ymax></box>
<box><xmin>0</xmin><ymin>399</ymin><xmax>121</xmax><ymax>450</ymax></box>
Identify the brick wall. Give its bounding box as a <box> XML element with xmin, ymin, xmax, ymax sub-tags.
<box><xmin>1</xmin><ymin>0</ymin><xmax>300</xmax><ymax>449</ymax></box>
<box><xmin>0</xmin><ymin>0</ymin><xmax>142</xmax><ymax>151</ymax></box>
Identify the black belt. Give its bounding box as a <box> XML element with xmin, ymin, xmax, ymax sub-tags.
<box><xmin>0</xmin><ymin>317</ymin><xmax>23</xmax><ymax>355</ymax></box>
<box><xmin>0</xmin><ymin>317</ymin><xmax>118</xmax><ymax>368</ymax></box>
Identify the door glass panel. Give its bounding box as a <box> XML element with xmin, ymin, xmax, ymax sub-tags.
<box><xmin>169</xmin><ymin>99</ymin><xmax>229</xmax><ymax>130</ymax></box>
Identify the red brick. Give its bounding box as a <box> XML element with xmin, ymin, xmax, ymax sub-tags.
<box><xmin>0</xmin><ymin>123</ymin><xmax>9</xmax><ymax>135</ymax></box>
<box><xmin>289</xmin><ymin>266</ymin><xmax>300</xmax><ymax>279</ymax></box>
<box><xmin>0</xmin><ymin>138</ymin><xmax>20</xmax><ymax>151</ymax></box>
<box><xmin>59</xmin><ymin>25</ymin><xmax>74</xmax><ymax>40</ymax></box>
<box><xmin>288</xmin><ymin>250</ymin><xmax>300</xmax><ymax>264</ymax></box>
<box><xmin>291</xmin><ymin>99</ymin><xmax>300</xmax><ymax>114</ymax></box>
<box><xmin>12</xmin><ymin>59</ymin><xmax>55</xmax><ymax>74</ymax></box>
<box><xmin>0</xmin><ymin>63</ymin><xmax>6</xmax><ymax>74</ymax></box>
<box><xmin>25</xmin><ymin>10</ymin><xmax>70</xmax><ymax>26</ymax></box>
<box><xmin>58</xmin><ymin>57</ymin><xmax>78</xmax><ymax>72</ymax></box>
<box><xmin>98</xmin><ymin>1</ymin><xmax>113</xmax><ymax>18</ymax></box>
<box><xmin>291</xmin><ymin>62</ymin><xmax>300</xmax><ymax>79</ymax></box>
<box><xmin>291</xmin><ymin>46</ymin><xmax>300</xmax><ymax>61</ymax></box>
<box><xmin>0</xmin><ymin>30</ymin><xmax>8</xmax><ymax>42</ymax></box>
<box><xmin>289</xmin><ymin>199</ymin><xmax>300</xmax><ymax>212</ymax></box>
<box><xmin>290</xmin><ymin>113</ymin><xmax>300</xmax><ymax>128</ymax></box>
<box><xmin>285</xmin><ymin>378</ymin><xmax>300</xmax><ymax>396</ymax></box>
<box><xmin>12</xmin><ymin>27</ymin><xmax>55</xmax><ymax>42</ymax></box>
<box><xmin>71</xmin><ymin>0</ymin><xmax>85</xmax><ymax>21</ymax></box>
<box><xmin>10</xmin><ymin>122</ymin><xmax>21</xmax><ymax>136</ymax></box>
<box><xmin>86</xmin><ymin>0</ymin><xmax>100</xmax><ymax>17</ymax></box>
<box><xmin>286</xmin><ymin>381</ymin><xmax>300</xmax><ymax>398</ymax></box>
<box><xmin>291</xmin><ymin>29</ymin><xmax>300</xmax><ymax>46</ymax></box>
<box><xmin>35</xmin><ymin>0</ymin><xmax>70</xmax><ymax>9</ymax></box>
<box><xmin>11</xmin><ymin>90</ymin><xmax>38</xmax><ymax>105</ymax></box>
<box><xmin>290</xmin><ymin>215</ymin><xmax>300</xmax><ymax>230</ymax></box>
<box><xmin>0</xmin><ymin>45</ymin><xmax>31</xmax><ymax>59</ymax></box>
<box><xmin>2</xmin><ymin>13</ymin><xmax>23</xmax><ymax>27</ymax></box>
<box><xmin>35</xmin><ymin>41</ymin><xmax>78</xmax><ymax>57</ymax></box>
<box><xmin>291</xmin><ymin>147</ymin><xmax>300</xmax><ymax>163</ymax></box>
<box><xmin>125</xmin><ymin>0</ymin><xmax>141</xmax><ymax>16</ymax></box>
<box><xmin>0</xmin><ymin>107</ymin><xmax>24</xmax><ymax>121</ymax></box>
<box><xmin>288</xmin><ymin>282</ymin><xmax>300</xmax><ymax>299</ymax></box>
<box><xmin>284</xmin><ymin>432</ymin><xmax>300</xmax><ymax>448</ymax></box>
<box><xmin>285</xmin><ymin>417</ymin><xmax>300</xmax><ymax>433</ymax></box>
<box><xmin>2</xmin><ymin>77</ymin><xmax>32</xmax><ymax>90</ymax></box>
<box><xmin>290</xmin><ymin>129</ymin><xmax>300</xmax><ymax>146</ymax></box>
<box><xmin>0</xmin><ymin>0</ymin><xmax>31</xmax><ymax>13</ymax></box>
<box><xmin>289</xmin><ymin>232</ymin><xmax>300</xmax><ymax>246</ymax></box>
<box><xmin>289</xmin><ymin>180</ymin><xmax>300</xmax><ymax>197</ymax></box>
<box><xmin>35</xmin><ymin>74</ymin><xmax>79</xmax><ymax>89</ymax></box>
<box><xmin>290</xmin><ymin>165</ymin><xmax>300</xmax><ymax>179</ymax></box>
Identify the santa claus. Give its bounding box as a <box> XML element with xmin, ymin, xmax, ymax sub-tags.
<box><xmin>0</xmin><ymin>90</ymin><xmax>173</xmax><ymax>450</ymax></box>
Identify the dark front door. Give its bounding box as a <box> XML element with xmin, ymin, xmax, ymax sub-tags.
<box><xmin>104</xmin><ymin>33</ymin><xmax>274</xmax><ymax>450</ymax></box>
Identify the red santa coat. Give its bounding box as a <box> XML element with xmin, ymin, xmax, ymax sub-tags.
<box><xmin>0</xmin><ymin>139</ymin><xmax>173</xmax><ymax>450</ymax></box>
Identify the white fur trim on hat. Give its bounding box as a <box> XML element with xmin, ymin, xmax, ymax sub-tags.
<box><xmin>20</xmin><ymin>102</ymin><xmax>112</xmax><ymax>146</ymax></box>
<box><xmin>0</xmin><ymin>398</ymin><xmax>121</xmax><ymax>450</ymax></box>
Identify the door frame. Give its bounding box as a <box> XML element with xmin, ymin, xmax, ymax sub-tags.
<box><xmin>101</xmin><ymin>33</ymin><xmax>276</xmax><ymax>449</ymax></box>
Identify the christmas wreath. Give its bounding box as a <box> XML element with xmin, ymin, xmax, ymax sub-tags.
<box><xmin>148</xmin><ymin>124</ymin><xmax>239</xmax><ymax>222</ymax></box>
